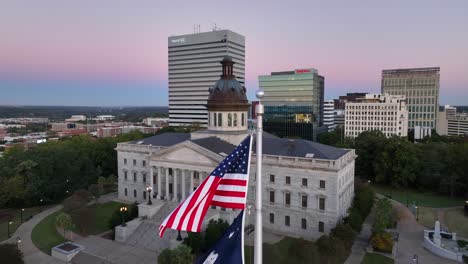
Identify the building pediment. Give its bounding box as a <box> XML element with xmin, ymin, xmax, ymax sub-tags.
<box><xmin>149</xmin><ymin>140</ymin><xmax>223</xmax><ymax>167</ymax></box>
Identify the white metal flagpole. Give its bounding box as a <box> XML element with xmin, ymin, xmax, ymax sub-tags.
<box><xmin>254</xmin><ymin>90</ymin><xmax>264</xmax><ymax>264</ymax></box>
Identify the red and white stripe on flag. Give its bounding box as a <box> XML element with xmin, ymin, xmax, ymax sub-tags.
<box><xmin>159</xmin><ymin>135</ymin><xmax>252</xmax><ymax>238</ymax></box>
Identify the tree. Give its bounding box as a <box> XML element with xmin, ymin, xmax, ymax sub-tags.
<box><xmin>88</xmin><ymin>184</ymin><xmax>103</xmax><ymax>202</ymax></box>
<box><xmin>158</xmin><ymin>245</ymin><xmax>193</xmax><ymax>264</ymax></box>
<box><xmin>331</xmin><ymin>223</ymin><xmax>356</xmax><ymax>250</ymax></box>
<box><xmin>0</xmin><ymin>243</ymin><xmax>24</xmax><ymax>264</ymax></box>
<box><xmin>55</xmin><ymin>212</ymin><xmax>73</xmax><ymax>241</ymax></box>
<box><xmin>71</xmin><ymin>207</ymin><xmax>94</xmax><ymax>234</ymax></box>
<box><xmin>183</xmin><ymin>232</ymin><xmax>204</xmax><ymax>255</ymax></box>
<box><xmin>204</xmin><ymin>219</ymin><xmax>229</xmax><ymax>249</ymax></box>
<box><xmin>289</xmin><ymin>238</ymin><xmax>321</xmax><ymax>263</ymax></box>
<box><xmin>316</xmin><ymin>235</ymin><xmax>347</xmax><ymax>264</ymax></box>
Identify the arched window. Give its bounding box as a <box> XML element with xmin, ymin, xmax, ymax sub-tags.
<box><xmin>218</xmin><ymin>113</ymin><xmax>222</xmax><ymax>127</ymax></box>
<box><xmin>124</xmin><ymin>188</ymin><xmax>128</xmax><ymax>196</ymax></box>
<box><xmin>233</xmin><ymin>113</ymin><xmax>238</xmax><ymax>126</ymax></box>
<box><xmin>213</xmin><ymin>113</ymin><xmax>217</xmax><ymax>126</ymax></box>
<box><xmin>133</xmin><ymin>189</ymin><xmax>137</xmax><ymax>198</ymax></box>
<box><xmin>228</xmin><ymin>113</ymin><xmax>232</xmax><ymax>126</ymax></box>
<box><xmin>242</xmin><ymin>113</ymin><xmax>245</xmax><ymax>126</ymax></box>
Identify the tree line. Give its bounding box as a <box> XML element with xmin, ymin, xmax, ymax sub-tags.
<box><xmin>319</xmin><ymin>128</ymin><xmax>468</xmax><ymax>198</ymax></box>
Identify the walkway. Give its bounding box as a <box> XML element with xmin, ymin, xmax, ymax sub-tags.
<box><xmin>3</xmin><ymin>205</ymin><xmax>65</xmax><ymax>264</ymax></box>
<box><xmin>344</xmin><ymin>207</ymin><xmax>374</xmax><ymax>264</ymax></box>
<box><xmin>393</xmin><ymin>201</ymin><xmax>458</xmax><ymax>264</ymax></box>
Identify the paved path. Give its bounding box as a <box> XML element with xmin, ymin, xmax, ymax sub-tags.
<box><xmin>344</xmin><ymin>206</ymin><xmax>374</xmax><ymax>264</ymax></box>
<box><xmin>3</xmin><ymin>205</ymin><xmax>65</xmax><ymax>264</ymax></box>
<box><xmin>393</xmin><ymin>201</ymin><xmax>458</xmax><ymax>264</ymax></box>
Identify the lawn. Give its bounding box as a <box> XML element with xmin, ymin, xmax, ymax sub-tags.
<box><xmin>244</xmin><ymin>238</ymin><xmax>296</xmax><ymax>264</ymax></box>
<box><xmin>0</xmin><ymin>206</ymin><xmax>50</xmax><ymax>241</ymax></box>
<box><xmin>371</xmin><ymin>185</ymin><xmax>464</xmax><ymax>208</ymax></box>
<box><xmin>445</xmin><ymin>208</ymin><xmax>468</xmax><ymax>237</ymax></box>
<box><xmin>31</xmin><ymin>211</ymin><xmax>65</xmax><ymax>254</ymax></box>
<box><xmin>361</xmin><ymin>252</ymin><xmax>394</xmax><ymax>264</ymax></box>
<box><xmin>416</xmin><ymin>207</ymin><xmax>436</xmax><ymax>229</ymax></box>
<box><xmin>71</xmin><ymin>201</ymin><xmax>125</xmax><ymax>235</ymax></box>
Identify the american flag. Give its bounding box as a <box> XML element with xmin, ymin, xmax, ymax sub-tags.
<box><xmin>159</xmin><ymin>135</ymin><xmax>252</xmax><ymax>237</ymax></box>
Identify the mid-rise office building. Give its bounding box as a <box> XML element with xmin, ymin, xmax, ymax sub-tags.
<box><xmin>258</xmin><ymin>68</ymin><xmax>325</xmax><ymax>141</ymax></box>
<box><xmin>334</xmin><ymin>110</ymin><xmax>345</xmax><ymax>128</ymax></box>
<box><xmin>324</xmin><ymin>100</ymin><xmax>335</xmax><ymax>132</ymax></box>
<box><xmin>345</xmin><ymin>94</ymin><xmax>408</xmax><ymax>138</ymax></box>
<box><xmin>168</xmin><ymin>30</ymin><xmax>245</xmax><ymax>127</ymax></box>
<box><xmin>436</xmin><ymin>105</ymin><xmax>468</xmax><ymax>136</ymax></box>
<box><xmin>334</xmin><ymin>93</ymin><xmax>368</xmax><ymax>110</ymax></box>
<box><xmin>381</xmin><ymin>67</ymin><xmax>440</xmax><ymax>129</ymax></box>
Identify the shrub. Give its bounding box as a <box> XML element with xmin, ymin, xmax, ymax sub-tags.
<box><xmin>331</xmin><ymin>223</ymin><xmax>356</xmax><ymax>250</ymax></box>
<box><xmin>73</xmin><ymin>189</ymin><xmax>92</xmax><ymax>202</ymax></box>
<box><xmin>317</xmin><ymin>235</ymin><xmax>347</xmax><ymax>263</ymax></box>
<box><xmin>0</xmin><ymin>243</ymin><xmax>24</xmax><ymax>264</ymax></box>
<box><xmin>289</xmin><ymin>238</ymin><xmax>320</xmax><ymax>263</ymax></box>
<box><xmin>183</xmin><ymin>232</ymin><xmax>204</xmax><ymax>255</ymax></box>
<box><xmin>158</xmin><ymin>244</ymin><xmax>193</xmax><ymax>264</ymax></box>
<box><xmin>88</xmin><ymin>184</ymin><xmax>103</xmax><ymax>201</ymax></box>
<box><xmin>55</xmin><ymin>212</ymin><xmax>72</xmax><ymax>241</ymax></box>
<box><xmin>458</xmin><ymin>239</ymin><xmax>468</xmax><ymax>248</ymax></box>
<box><xmin>371</xmin><ymin>232</ymin><xmax>393</xmax><ymax>253</ymax></box>
<box><xmin>372</xmin><ymin>198</ymin><xmax>393</xmax><ymax>234</ymax></box>
<box><xmin>70</xmin><ymin>207</ymin><xmax>94</xmax><ymax>234</ymax></box>
<box><xmin>355</xmin><ymin>186</ymin><xmax>375</xmax><ymax>218</ymax></box>
<box><xmin>345</xmin><ymin>208</ymin><xmax>364</xmax><ymax>232</ymax></box>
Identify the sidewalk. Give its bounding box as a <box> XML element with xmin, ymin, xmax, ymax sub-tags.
<box><xmin>3</xmin><ymin>205</ymin><xmax>65</xmax><ymax>264</ymax></box>
<box><xmin>344</xmin><ymin>207</ymin><xmax>374</xmax><ymax>264</ymax></box>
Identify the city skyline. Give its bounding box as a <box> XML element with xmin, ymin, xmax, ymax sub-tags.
<box><xmin>1</xmin><ymin>0</ymin><xmax>468</xmax><ymax>106</ymax></box>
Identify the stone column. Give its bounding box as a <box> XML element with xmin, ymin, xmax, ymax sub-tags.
<box><xmin>165</xmin><ymin>167</ymin><xmax>169</xmax><ymax>200</ymax></box>
<box><xmin>190</xmin><ymin>171</ymin><xmax>194</xmax><ymax>193</ymax></box>
<box><xmin>173</xmin><ymin>169</ymin><xmax>178</xmax><ymax>202</ymax></box>
<box><xmin>182</xmin><ymin>169</ymin><xmax>186</xmax><ymax>200</ymax></box>
<box><xmin>157</xmin><ymin>167</ymin><xmax>162</xmax><ymax>199</ymax></box>
<box><xmin>149</xmin><ymin>166</ymin><xmax>154</xmax><ymax>198</ymax></box>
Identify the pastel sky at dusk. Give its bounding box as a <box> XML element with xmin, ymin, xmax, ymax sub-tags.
<box><xmin>1</xmin><ymin>0</ymin><xmax>467</xmax><ymax>106</ymax></box>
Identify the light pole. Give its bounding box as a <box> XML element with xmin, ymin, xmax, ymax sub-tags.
<box><xmin>21</xmin><ymin>208</ymin><xmax>24</xmax><ymax>223</ymax></box>
<box><xmin>413</xmin><ymin>254</ymin><xmax>418</xmax><ymax>264</ymax></box>
<box><xmin>16</xmin><ymin>237</ymin><xmax>21</xmax><ymax>249</ymax></box>
<box><xmin>119</xmin><ymin>206</ymin><xmax>128</xmax><ymax>227</ymax></box>
<box><xmin>146</xmin><ymin>187</ymin><xmax>152</xmax><ymax>205</ymax></box>
<box><xmin>415</xmin><ymin>205</ymin><xmax>419</xmax><ymax>221</ymax></box>
<box><xmin>40</xmin><ymin>199</ymin><xmax>43</xmax><ymax>212</ymax></box>
<box><xmin>8</xmin><ymin>220</ymin><xmax>12</xmax><ymax>238</ymax></box>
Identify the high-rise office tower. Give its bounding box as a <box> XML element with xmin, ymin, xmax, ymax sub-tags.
<box><xmin>381</xmin><ymin>67</ymin><xmax>440</xmax><ymax>129</ymax></box>
<box><xmin>323</xmin><ymin>100</ymin><xmax>335</xmax><ymax>132</ymax></box>
<box><xmin>258</xmin><ymin>68</ymin><xmax>325</xmax><ymax>141</ymax></box>
<box><xmin>168</xmin><ymin>30</ymin><xmax>245</xmax><ymax>127</ymax></box>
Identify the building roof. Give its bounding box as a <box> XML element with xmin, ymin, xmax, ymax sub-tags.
<box><xmin>128</xmin><ymin>132</ymin><xmax>190</xmax><ymax>147</ymax></box>
<box><xmin>256</xmin><ymin>137</ymin><xmax>349</xmax><ymax>160</ymax></box>
<box><xmin>190</xmin><ymin>137</ymin><xmax>236</xmax><ymax>156</ymax></box>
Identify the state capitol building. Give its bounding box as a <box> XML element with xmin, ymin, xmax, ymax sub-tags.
<box><xmin>115</xmin><ymin>57</ymin><xmax>356</xmax><ymax>240</ymax></box>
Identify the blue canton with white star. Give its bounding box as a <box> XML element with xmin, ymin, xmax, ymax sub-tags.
<box><xmin>212</xmin><ymin>136</ymin><xmax>251</xmax><ymax>177</ymax></box>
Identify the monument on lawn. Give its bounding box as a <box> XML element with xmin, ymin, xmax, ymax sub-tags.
<box><xmin>434</xmin><ymin>220</ymin><xmax>441</xmax><ymax>246</ymax></box>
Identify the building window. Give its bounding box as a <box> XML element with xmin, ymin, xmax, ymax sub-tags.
<box><xmin>320</xmin><ymin>180</ymin><xmax>326</xmax><ymax>189</ymax></box>
<box><xmin>124</xmin><ymin>188</ymin><xmax>127</xmax><ymax>196</ymax></box>
<box><xmin>142</xmin><ymin>160</ymin><xmax>146</xmax><ymax>167</ymax></box>
<box><xmin>133</xmin><ymin>189</ymin><xmax>137</xmax><ymax>198</ymax></box>
<box><xmin>143</xmin><ymin>173</ymin><xmax>146</xmax><ymax>183</ymax></box>
<box><xmin>169</xmin><ymin>168</ymin><xmax>173</xmax><ymax>176</ymax></box>
<box><xmin>301</xmin><ymin>218</ymin><xmax>307</xmax><ymax>229</ymax></box>
<box><xmin>285</xmin><ymin>215</ymin><xmax>290</xmax><ymax>226</ymax></box>
<box><xmin>133</xmin><ymin>159</ymin><xmax>136</xmax><ymax>166</ymax></box>
<box><xmin>143</xmin><ymin>191</ymin><xmax>146</xmax><ymax>199</ymax></box>
<box><xmin>194</xmin><ymin>171</ymin><xmax>199</xmax><ymax>179</ymax></box>
<box><xmin>301</xmin><ymin>195</ymin><xmax>308</xmax><ymax>208</ymax></box>
<box><xmin>269</xmin><ymin>213</ymin><xmax>274</xmax><ymax>224</ymax></box>
<box><xmin>285</xmin><ymin>176</ymin><xmax>291</xmax><ymax>185</ymax></box>
<box><xmin>228</xmin><ymin>113</ymin><xmax>232</xmax><ymax>126</ymax></box>
<box><xmin>318</xmin><ymin>221</ymin><xmax>324</xmax><ymax>232</ymax></box>
<box><xmin>124</xmin><ymin>171</ymin><xmax>127</xmax><ymax>180</ymax></box>
<box><xmin>269</xmin><ymin>191</ymin><xmax>275</xmax><ymax>203</ymax></box>
<box><xmin>319</xmin><ymin>197</ymin><xmax>325</xmax><ymax>210</ymax></box>
<box><xmin>302</xmin><ymin>178</ymin><xmax>308</xmax><ymax>187</ymax></box>
<box><xmin>270</xmin><ymin>174</ymin><xmax>275</xmax><ymax>183</ymax></box>
<box><xmin>124</xmin><ymin>158</ymin><xmax>127</xmax><ymax>165</ymax></box>
<box><xmin>233</xmin><ymin>113</ymin><xmax>238</xmax><ymax>126</ymax></box>
<box><xmin>242</xmin><ymin>113</ymin><xmax>245</xmax><ymax>126</ymax></box>
<box><xmin>213</xmin><ymin>113</ymin><xmax>217</xmax><ymax>126</ymax></box>
<box><xmin>153</xmin><ymin>175</ymin><xmax>156</xmax><ymax>184</ymax></box>
<box><xmin>133</xmin><ymin>172</ymin><xmax>137</xmax><ymax>182</ymax></box>
<box><xmin>218</xmin><ymin>113</ymin><xmax>222</xmax><ymax>127</ymax></box>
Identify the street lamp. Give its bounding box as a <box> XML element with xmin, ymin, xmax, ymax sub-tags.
<box><xmin>8</xmin><ymin>221</ymin><xmax>13</xmax><ymax>238</ymax></box>
<box><xmin>16</xmin><ymin>237</ymin><xmax>21</xmax><ymax>249</ymax></box>
<box><xmin>40</xmin><ymin>199</ymin><xmax>44</xmax><ymax>212</ymax></box>
<box><xmin>415</xmin><ymin>206</ymin><xmax>419</xmax><ymax>221</ymax></box>
<box><xmin>413</xmin><ymin>254</ymin><xmax>418</xmax><ymax>264</ymax></box>
<box><xmin>146</xmin><ymin>187</ymin><xmax>152</xmax><ymax>205</ymax></box>
<box><xmin>119</xmin><ymin>206</ymin><xmax>128</xmax><ymax>227</ymax></box>
<box><xmin>21</xmin><ymin>208</ymin><xmax>24</xmax><ymax>223</ymax></box>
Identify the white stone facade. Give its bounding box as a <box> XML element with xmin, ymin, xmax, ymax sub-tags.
<box><xmin>345</xmin><ymin>94</ymin><xmax>408</xmax><ymax>138</ymax></box>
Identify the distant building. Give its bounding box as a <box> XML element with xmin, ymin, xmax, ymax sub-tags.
<box><xmin>345</xmin><ymin>94</ymin><xmax>408</xmax><ymax>138</ymax></box>
<box><xmin>0</xmin><ymin>127</ymin><xmax>6</xmax><ymax>140</ymax></box>
<box><xmin>57</xmin><ymin>128</ymin><xmax>88</xmax><ymax>137</ymax></box>
<box><xmin>258</xmin><ymin>68</ymin><xmax>325</xmax><ymax>141</ymax></box>
<box><xmin>381</xmin><ymin>67</ymin><xmax>440</xmax><ymax>129</ymax></box>
<box><xmin>96</xmin><ymin>115</ymin><xmax>115</xmax><ymax>121</ymax></box>
<box><xmin>97</xmin><ymin>127</ymin><xmax>122</xmax><ymax>138</ymax></box>
<box><xmin>334</xmin><ymin>110</ymin><xmax>345</xmax><ymax>128</ymax></box>
<box><xmin>0</xmin><ymin>118</ymin><xmax>49</xmax><ymax>124</ymax></box>
<box><xmin>50</xmin><ymin>123</ymin><xmax>84</xmax><ymax>132</ymax></box>
<box><xmin>97</xmin><ymin>125</ymin><xmax>160</xmax><ymax>138</ymax></box>
<box><xmin>323</xmin><ymin>100</ymin><xmax>335</xmax><ymax>132</ymax></box>
<box><xmin>168</xmin><ymin>30</ymin><xmax>245</xmax><ymax>127</ymax></box>
<box><xmin>65</xmin><ymin>115</ymin><xmax>86</xmax><ymax>122</ymax></box>
<box><xmin>414</xmin><ymin>126</ymin><xmax>432</xmax><ymax>140</ymax></box>
<box><xmin>334</xmin><ymin>93</ymin><xmax>368</xmax><ymax>110</ymax></box>
<box><xmin>436</xmin><ymin>105</ymin><xmax>468</xmax><ymax>136</ymax></box>
<box><xmin>143</xmin><ymin>118</ymin><xmax>169</xmax><ymax>127</ymax></box>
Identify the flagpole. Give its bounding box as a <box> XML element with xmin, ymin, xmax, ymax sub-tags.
<box><xmin>254</xmin><ymin>90</ymin><xmax>264</xmax><ymax>264</ymax></box>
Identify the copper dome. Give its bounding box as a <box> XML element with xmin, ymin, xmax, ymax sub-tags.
<box><xmin>207</xmin><ymin>56</ymin><xmax>249</xmax><ymax>111</ymax></box>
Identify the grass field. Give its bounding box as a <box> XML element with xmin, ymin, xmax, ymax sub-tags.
<box><xmin>445</xmin><ymin>208</ymin><xmax>468</xmax><ymax>237</ymax></box>
<box><xmin>361</xmin><ymin>252</ymin><xmax>394</xmax><ymax>264</ymax></box>
<box><xmin>416</xmin><ymin>207</ymin><xmax>436</xmax><ymax>229</ymax></box>
<box><xmin>83</xmin><ymin>201</ymin><xmax>124</xmax><ymax>235</ymax></box>
<box><xmin>0</xmin><ymin>206</ymin><xmax>50</xmax><ymax>241</ymax></box>
<box><xmin>244</xmin><ymin>238</ymin><xmax>297</xmax><ymax>264</ymax></box>
<box><xmin>31</xmin><ymin>211</ymin><xmax>65</xmax><ymax>254</ymax></box>
<box><xmin>371</xmin><ymin>185</ymin><xmax>464</xmax><ymax>208</ymax></box>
